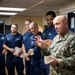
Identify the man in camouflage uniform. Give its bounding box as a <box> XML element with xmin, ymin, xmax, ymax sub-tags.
<box><xmin>35</xmin><ymin>15</ymin><xmax>75</xmax><ymax>75</ymax></box>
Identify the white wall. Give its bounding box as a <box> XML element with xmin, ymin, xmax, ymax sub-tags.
<box><xmin>59</xmin><ymin>1</ymin><xmax>75</xmax><ymax>15</ymax></box>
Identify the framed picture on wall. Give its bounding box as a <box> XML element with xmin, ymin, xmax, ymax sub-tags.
<box><xmin>0</xmin><ymin>20</ymin><xmax>4</xmax><ymax>33</ymax></box>
<box><xmin>68</xmin><ymin>12</ymin><xmax>75</xmax><ymax>32</ymax></box>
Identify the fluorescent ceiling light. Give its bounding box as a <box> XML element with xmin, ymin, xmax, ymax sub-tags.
<box><xmin>0</xmin><ymin>7</ymin><xmax>27</xmax><ymax>11</ymax></box>
<box><xmin>0</xmin><ymin>12</ymin><xmax>17</xmax><ymax>15</ymax></box>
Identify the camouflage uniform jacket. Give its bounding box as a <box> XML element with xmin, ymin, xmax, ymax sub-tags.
<box><xmin>42</xmin><ymin>31</ymin><xmax>75</xmax><ymax>75</ymax></box>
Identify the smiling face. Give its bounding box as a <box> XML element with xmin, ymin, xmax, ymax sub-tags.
<box><xmin>29</xmin><ymin>22</ymin><xmax>38</xmax><ymax>35</ymax></box>
<box><xmin>30</xmin><ymin>25</ymin><xmax>38</xmax><ymax>35</ymax></box>
<box><xmin>46</xmin><ymin>15</ymin><xmax>54</xmax><ymax>27</ymax></box>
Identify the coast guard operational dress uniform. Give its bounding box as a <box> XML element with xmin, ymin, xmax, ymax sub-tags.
<box><xmin>30</xmin><ymin>32</ymin><xmax>42</xmax><ymax>75</ymax></box>
<box><xmin>22</xmin><ymin>32</ymin><xmax>33</xmax><ymax>75</ymax></box>
<box><xmin>0</xmin><ymin>33</ymin><xmax>6</xmax><ymax>75</ymax></box>
<box><xmin>42</xmin><ymin>26</ymin><xmax>57</xmax><ymax>40</ymax></box>
<box><xmin>3</xmin><ymin>33</ymin><xmax>24</xmax><ymax>75</ymax></box>
<box><xmin>41</xmin><ymin>26</ymin><xmax>57</xmax><ymax>75</ymax></box>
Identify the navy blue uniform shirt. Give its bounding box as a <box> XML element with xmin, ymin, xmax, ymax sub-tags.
<box><xmin>42</xmin><ymin>26</ymin><xmax>57</xmax><ymax>40</ymax></box>
<box><xmin>3</xmin><ymin>33</ymin><xmax>23</xmax><ymax>58</ymax></box>
<box><xmin>22</xmin><ymin>32</ymin><xmax>33</xmax><ymax>53</ymax></box>
<box><xmin>41</xmin><ymin>26</ymin><xmax>57</xmax><ymax>69</ymax></box>
<box><xmin>0</xmin><ymin>33</ymin><xmax>5</xmax><ymax>56</ymax></box>
<box><xmin>30</xmin><ymin>32</ymin><xmax>42</xmax><ymax>65</ymax></box>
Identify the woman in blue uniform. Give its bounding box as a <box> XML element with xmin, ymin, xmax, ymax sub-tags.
<box><xmin>41</xmin><ymin>11</ymin><xmax>57</xmax><ymax>75</ymax></box>
<box><xmin>3</xmin><ymin>24</ymin><xmax>24</xmax><ymax>75</ymax></box>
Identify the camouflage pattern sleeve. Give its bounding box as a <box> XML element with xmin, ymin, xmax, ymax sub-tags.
<box><xmin>57</xmin><ymin>34</ymin><xmax>75</xmax><ymax>68</ymax></box>
<box><xmin>49</xmin><ymin>33</ymin><xmax>75</xmax><ymax>75</ymax></box>
<box><xmin>41</xmin><ymin>45</ymin><xmax>50</xmax><ymax>56</ymax></box>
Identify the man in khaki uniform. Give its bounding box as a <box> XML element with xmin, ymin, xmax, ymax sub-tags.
<box><xmin>35</xmin><ymin>15</ymin><xmax>75</xmax><ymax>75</ymax></box>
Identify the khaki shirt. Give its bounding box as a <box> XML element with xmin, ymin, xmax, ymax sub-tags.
<box><xmin>42</xmin><ymin>31</ymin><xmax>75</xmax><ymax>75</ymax></box>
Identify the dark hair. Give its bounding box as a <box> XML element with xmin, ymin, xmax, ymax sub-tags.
<box><xmin>11</xmin><ymin>23</ymin><xmax>18</xmax><ymax>28</ymax></box>
<box><xmin>46</xmin><ymin>11</ymin><xmax>56</xmax><ymax>18</ymax></box>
